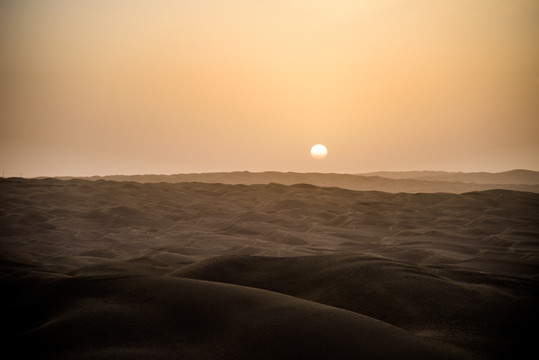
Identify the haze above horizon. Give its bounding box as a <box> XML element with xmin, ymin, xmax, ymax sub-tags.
<box><xmin>1</xmin><ymin>0</ymin><xmax>538</xmax><ymax>178</ymax></box>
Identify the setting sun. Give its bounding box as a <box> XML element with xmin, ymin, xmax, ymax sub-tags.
<box><xmin>311</xmin><ymin>144</ymin><xmax>328</xmax><ymax>160</ymax></box>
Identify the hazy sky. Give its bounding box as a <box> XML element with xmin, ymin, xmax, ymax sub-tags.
<box><xmin>1</xmin><ymin>0</ymin><xmax>538</xmax><ymax>177</ymax></box>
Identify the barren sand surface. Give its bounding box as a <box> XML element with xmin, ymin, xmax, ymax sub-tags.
<box><xmin>2</xmin><ymin>177</ymin><xmax>538</xmax><ymax>359</ymax></box>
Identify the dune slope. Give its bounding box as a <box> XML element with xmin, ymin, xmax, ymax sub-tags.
<box><xmin>5</xmin><ymin>275</ymin><xmax>475</xmax><ymax>360</ymax></box>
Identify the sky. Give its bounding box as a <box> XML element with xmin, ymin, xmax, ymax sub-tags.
<box><xmin>1</xmin><ymin>0</ymin><xmax>538</xmax><ymax>177</ymax></box>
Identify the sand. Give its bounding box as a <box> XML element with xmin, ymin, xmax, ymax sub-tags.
<box><xmin>1</xmin><ymin>176</ymin><xmax>538</xmax><ymax>359</ymax></box>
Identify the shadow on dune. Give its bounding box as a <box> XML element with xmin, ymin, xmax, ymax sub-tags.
<box><xmin>171</xmin><ymin>254</ymin><xmax>538</xmax><ymax>360</ymax></box>
<box><xmin>5</xmin><ymin>272</ymin><xmax>473</xmax><ymax>360</ymax></box>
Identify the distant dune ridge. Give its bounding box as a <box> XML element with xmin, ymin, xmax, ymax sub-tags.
<box><xmin>59</xmin><ymin>169</ymin><xmax>539</xmax><ymax>193</ymax></box>
<box><xmin>1</xmin><ymin>173</ymin><xmax>539</xmax><ymax>359</ymax></box>
<box><xmin>362</xmin><ymin>169</ymin><xmax>539</xmax><ymax>184</ymax></box>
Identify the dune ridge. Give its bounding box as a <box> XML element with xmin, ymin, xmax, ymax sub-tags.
<box><xmin>2</xmin><ymin>177</ymin><xmax>538</xmax><ymax>359</ymax></box>
<box><xmin>362</xmin><ymin>169</ymin><xmax>539</xmax><ymax>185</ymax></box>
<box><xmin>57</xmin><ymin>170</ymin><xmax>539</xmax><ymax>193</ymax></box>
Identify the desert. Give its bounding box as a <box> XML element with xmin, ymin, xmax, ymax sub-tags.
<box><xmin>3</xmin><ymin>1</ymin><xmax>538</xmax><ymax>359</ymax></box>
<box><xmin>1</xmin><ymin>172</ymin><xmax>538</xmax><ymax>359</ymax></box>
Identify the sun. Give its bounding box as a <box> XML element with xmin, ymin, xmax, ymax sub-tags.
<box><xmin>310</xmin><ymin>144</ymin><xmax>328</xmax><ymax>159</ymax></box>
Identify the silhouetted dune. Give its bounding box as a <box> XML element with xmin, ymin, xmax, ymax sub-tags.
<box><xmin>171</xmin><ymin>254</ymin><xmax>538</xmax><ymax>359</ymax></box>
<box><xmin>2</xmin><ymin>177</ymin><xmax>538</xmax><ymax>359</ymax></box>
<box><xmin>57</xmin><ymin>170</ymin><xmax>539</xmax><ymax>193</ymax></box>
<box><xmin>6</xmin><ymin>274</ymin><xmax>478</xmax><ymax>360</ymax></box>
<box><xmin>362</xmin><ymin>169</ymin><xmax>539</xmax><ymax>185</ymax></box>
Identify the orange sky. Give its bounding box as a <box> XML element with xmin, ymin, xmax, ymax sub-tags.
<box><xmin>1</xmin><ymin>0</ymin><xmax>538</xmax><ymax>177</ymax></box>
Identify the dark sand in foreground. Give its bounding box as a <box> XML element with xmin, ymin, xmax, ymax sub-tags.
<box><xmin>2</xmin><ymin>177</ymin><xmax>538</xmax><ymax>359</ymax></box>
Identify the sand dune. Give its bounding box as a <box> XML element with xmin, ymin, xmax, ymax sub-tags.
<box><xmin>172</xmin><ymin>255</ymin><xmax>537</xmax><ymax>359</ymax></box>
<box><xmin>3</xmin><ymin>178</ymin><xmax>537</xmax><ymax>275</ymax></box>
<box><xmin>1</xmin><ymin>177</ymin><xmax>538</xmax><ymax>359</ymax></box>
<box><xmin>6</xmin><ymin>275</ymin><xmax>475</xmax><ymax>360</ymax></box>
<box><xmin>362</xmin><ymin>169</ymin><xmax>539</xmax><ymax>185</ymax></box>
<box><xmin>59</xmin><ymin>170</ymin><xmax>539</xmax><ymax>193</ymax></box>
